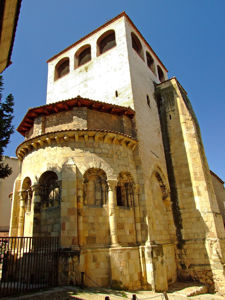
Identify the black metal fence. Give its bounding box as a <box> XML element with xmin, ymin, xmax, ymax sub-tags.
<box><xmin>0</xmin><ymin>236</ymin><xmax>59</xmax><ymax>297</ymax></box>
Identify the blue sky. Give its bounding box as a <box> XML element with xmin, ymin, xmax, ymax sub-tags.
<box><xmin>2</xmin><ymin>0</ymin><xmax>225</xmax><ymax>181</ymax></box>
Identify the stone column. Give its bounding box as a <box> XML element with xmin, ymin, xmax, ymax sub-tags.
<box><xmin>133</xmin><ymin>184</ymin><xmax>142</xmax><ymax>245</ymax></box>
<box><xmin>31</xmin><ymin>184</ymin><xmax>41</xmax><ymax>236</ymax></box>
<box><xmin>18</xmin><ymin>191</ymin><xmax>25</xmax><ymax>237</ymax></box>
<box><xmin>61</xmin><ymin>160</ymin><xmax>77</xmax><ymax>249</ymax></box>
<box><xmin>108</xmin><ymin>180</ymin><xmax>119</xmax><ymax>247</ymax></box>
<box><xmin>77</xmin><ymin>180</ymin><xmax>84</xmax><ymax>247</ymax></box>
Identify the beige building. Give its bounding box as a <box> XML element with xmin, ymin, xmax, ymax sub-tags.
<box><xmin>10</xmin><ymin>12</ymin><xmax>225</xmax><ymax>294</ymax></box>
<box><xmin>0</xmin><ymin>156</ymin><xmax>19</xmax><ymax>234</ymax></box>
<box><xmin>0</xmin><ymin>0</ymin><xmax>22</xmax><ymax>73</ymax></box>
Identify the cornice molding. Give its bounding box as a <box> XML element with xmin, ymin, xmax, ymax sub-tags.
<box><xmin>16</xmin><ymin>129</ymin><xmax>138</xmax><ymax>160</ymax></box>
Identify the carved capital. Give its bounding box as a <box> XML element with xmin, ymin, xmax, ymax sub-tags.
<box><xmin>107</xmin><ymin>180</ymin><xmax>117</xmax><ymax>191</ymax></box>
<box><xmin>31</xmin><ymin>184</ymin><xmax>40</xmax><ymax>195</ymax></box>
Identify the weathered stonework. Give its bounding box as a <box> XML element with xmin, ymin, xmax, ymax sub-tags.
<box><xmin>10</xmin><ymin>12</ymin><xmax>225</xmax><ymax>295</ymax></box>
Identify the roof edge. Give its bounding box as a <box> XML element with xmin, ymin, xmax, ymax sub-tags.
<box><xmin>210</xmin><ymin>170</ymin><xmax>224</xmax><ymax>185</ymax></box>
<box><xmin>46</xmin><ymin>11</ymin><xmax>168</xmax><ymax>72</ymax></box>
<box><xmin>17</xmin><ymin>96</ymin><xmax>135</xmax><ymax>137</ymax></box>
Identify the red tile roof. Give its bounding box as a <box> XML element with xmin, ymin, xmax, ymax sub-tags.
<box><xmin>17</xmin><ymin>97</ymin><xmax>135</xmax><ymax>137</ymax></box>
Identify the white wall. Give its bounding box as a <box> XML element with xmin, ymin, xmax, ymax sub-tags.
<box><xmin>46</xmin><ymin>17</ymin><xmax>133</xmax><ymax>107</ymax></box>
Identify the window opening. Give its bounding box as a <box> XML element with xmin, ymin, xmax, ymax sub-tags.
<box><xmin>115</xmin><ymin>90</ymin><xmax>118</xmax><ymax>97</ymax></box>
<box><xmin>83</xmin><ymin>168</ymin><xmax>108</xmax><ymax>206</ymax></box>
<box><xmin>22</xmin><ymin>177</ymin><xmax>32</xmax><ymax>213</ymax></box>
<box><xmin>98</xmin><ymin>31</ymin><xmax>116</xmax><ymax>55</ymax></box>
<box><xmin>39</xmin><ymin>171</ymin><xmax>60</xmax><ymax>208</ymax></box>
<box><xmin>131</xmin><ymin>33</ymin><xmax>143</xmax><ymax>59</ymax></box>
<box><xmin>146</xmin><ymin>51</ymin><xmax>155</xmax><ymax>74</ymax></box>
<box><xmin>78</xmin><ymin>46</ymin><xmax>91</xmax><ymax>66</ymax></box>
<box><xmin>55</xmin><ymin>58</ymin><xmax>69</xmax><ymax>80</ymax></box>
<box><xmin>147</xmin><ymin>95</ymin><xmax>150</xmax><ymax>108</ymax></box>
<box><xmin>157</xmin><ymin>65</ymin><xmax>165</xmax><ymax>82</ymax></box>
<box><xmin>116</xmin><ymin>172</ymin><xmax>134</xmax><ymax>207</ymax></box>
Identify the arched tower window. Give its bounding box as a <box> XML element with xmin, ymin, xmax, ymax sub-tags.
<box><xmin>22</xmin><ymin>177</ymin><xmax>32</xmax><ymax>213</ymax></box>
<box><xmin>157</xmin><ymin>65</ymin><xmax>165</xmax><ymax>82</ymax></box>
<box><xmin>75</xmin><ymin>45</ymin><xmax>91</xmax><ymax>68</ymax></box>
<box><xmin>97</xmin><ymin>30</ymin><xmax>116</xmax><ymax>55</ymax></box>
<box><xmin>116</xmin><ymin>172</ymin><xmax>134</xmax><ymax>207</ymax></box>
<box><xmin>131</xmin><ymin>32</ymin><xmax>144</xmax><ymax>59</ymax></box>
<box><xmin>146</xmin><ymin>51</ymin><xmax>155</xmax><ymax>74</ymax></box>
<box><xmin>54</xmin><ymin>57</ymin><xmax>69</xmax><ymax>80</ymax></box>
<box><xmin>83</xmin><ymin>168</ymin><xmax>108</xmax><ymax>206</ymax></box>
<box><xmin>39</xmin><ymin>171</ymin><xmax>60</xmax><ymax>208</ymax></box>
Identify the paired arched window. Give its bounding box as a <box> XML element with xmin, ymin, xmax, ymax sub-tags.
<box><xmin>54</xmin><ymin>58</ymin><xmax>69</xmax><ymax>80</ymax></box>
<box><xmin>146</xmin><ymin>51</ymin><xmax>155</xmax><ymax>74</ymax></box>
<box><xmin>39</xmin><ymin>171</ymin><xmax>60</xmax><ymax>208</ymax></box>
<box><xmin>116</xmin><ymin>172</ymin><xmax>134</xmax><ymax>207</ymax></box>
<box><xmin>157</xmin><ymin>65</ymin><xmax>165</xmax><ymax>82</ymax></box>
<box><xmin>131</xmin><ymin>32</ymin><xmax>144</xmax><ymax>59</ymax></box>
<box><xmin>22</xmin><ymin>177</ymin><xmax>32</xmax><ymax>213</ymax></box>
<box><xmin>83</xmin><ymin>168</ymin><xmax>108</xmax><ymax>206</ymax></box>
<box><xmin>97</xmin><ymin>30</ymin><xmax>116</xmax><ymax>55</ymax></box>
<box><xmin>75</xmin><ymin>45</ymin><xmax>91</xmax><ymax>68</ymax></box>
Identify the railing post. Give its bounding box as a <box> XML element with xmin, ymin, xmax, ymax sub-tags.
<box><xmin>81</xmin><ymin>271</ymin><xmax>85</xmax><ymax>288</ymax></box>
<box><xmin>132</xmin><ymin>295</ymin><xmax>137</xmax><ymax>300</ymax></box>
<box><xmin>105</xmin><ymin>297</ymin><xmax>110</xmax><ymax>300</ymax></box>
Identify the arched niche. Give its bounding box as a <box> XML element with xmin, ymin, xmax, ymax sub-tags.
<box><xmin>21</xmin><ymin>177</ymin><xmax>32</xmax><ymax>213</ymax></box>
<box><xmin>116</xmin><ymin>172</ymin><xmax>134</xmax><ymax>207</ymax></box>
<box><xmin>39</xmin><ymin>171</ymin><xmax>60</xmax><ymax>208</ymax></box>
<box><xmin>83</xmin><ymin>168</ymin><xmax>108</xmax><ymax>206</ymax></box>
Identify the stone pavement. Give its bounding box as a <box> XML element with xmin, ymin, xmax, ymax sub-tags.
<box><xmin>2</xmin><ymin>285</ymin><xmax>225</xmax><ymax>300</ymax></box>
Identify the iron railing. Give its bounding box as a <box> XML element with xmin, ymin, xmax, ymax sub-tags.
<box><xmin>0</xmin><ymin>236</ymin><xmax>59</xmax><ymax>297</ymax></box>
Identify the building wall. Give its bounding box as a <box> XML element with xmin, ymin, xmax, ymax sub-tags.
<box><xmin>46</xmin><ymin>17</ymin><xmax>133</xmax><ymax>106</ymax></box>
<box><xmin>12</xmin><ymin>125</ymin><xmax>142</xmax><ymax>289</ymax></box>
<box><xmin>26</xmin><ymin>106</ymin><xmax>135</xmax><ymax>140</ymax></box>
<box><xmin>156</xmin><ymin>78</ymin><xmax>225</xmax><ymax>294</ymax></box>
<box><xmin>46</xmin><ymin>16</ymin><xmax>166</xmax><ymax>108</ymax></box>
<box><xmin>0</xmin><ymin>156</ymin><xmax>20</xmax><ymax>233</ymax></box>
<box><xmin>211</xmin><ymin>172</ymin><xmax>225</xmax><ymax>223</ymax></box>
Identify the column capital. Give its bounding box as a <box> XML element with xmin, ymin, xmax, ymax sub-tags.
<box><xmin>31</xmin><ymin>184</ymin><xmax>40</xmax><ymax>194</ymax></box>
<box><xmin>107</xmin><ymin>179</ymin><xmax>117</xmax><ymax>191</ymax></box>
<box><xmin>18</xmin><ymin>190</ymin><xmax>25</xmax><ymax>199</ymax></box>
<box><xmin>18</xmin><ymin>191</ymin><xmax>25</xmax><ymax>208</ymax></box>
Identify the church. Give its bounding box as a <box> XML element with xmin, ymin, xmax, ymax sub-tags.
<box><xmin>9</xmin><ymin>12</ymin><xmax>225</xmax><ymax>294</ymax></box>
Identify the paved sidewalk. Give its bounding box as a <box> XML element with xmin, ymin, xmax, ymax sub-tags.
<box><xmin>3</xmin><ymin>286</ymin><xmax>225</xmax><ymax>300</ymax></box>
<box><xmin>69</xmin><ymin>289</ymin><xmax>224</xmax><ymax>300</ymax></box>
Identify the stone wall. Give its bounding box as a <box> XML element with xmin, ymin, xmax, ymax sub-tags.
<box><xmin>12</xmin><ymin>121</ymin><xmax>145</xmax><ymax>289</ymax></box>
<box><xmin>211</xmin><ymin>171</ymin><xmax>225</xmax><ymax>223</ymax></box>
<box><xmin>26</xmin><ymin>106</ymin><xmax>135</xmax><ymax>141</ymax></box>
<box><xmin>156</xmin><ymin>78</ymin><xmax>225</xmax><ymax>294</ymax></box>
